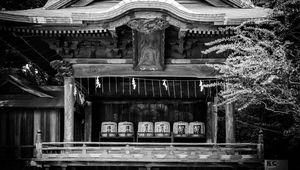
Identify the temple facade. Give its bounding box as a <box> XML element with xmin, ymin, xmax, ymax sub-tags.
<box><xmin>0</xmin><ymin>0</ymin><xmax>269</xmax><ymax>169</ymax></box>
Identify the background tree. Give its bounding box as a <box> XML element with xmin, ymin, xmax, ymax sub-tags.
<box><xmin>203</xmin><ymin>0</ymin><xmax>300</xmax><ymax>165</ymax></box>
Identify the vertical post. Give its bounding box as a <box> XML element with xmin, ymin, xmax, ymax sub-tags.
<box><xmin>15</xmin><ymin>113</ymin><xmax>21</xmax><ymax>158</ymax></box>
<box><xmin>36</xmin><ymin>130</ymin><xmax>42</xmax><ymax>158</ymax></box>
<box><xmin>258</xmin><ymin>129</ymin><xmax>264</xmax><ymax>159</ymax></box>
<box><xmin>0</xmin><ymin>113</ymin><xmax>7</xmax><ymax>147</ymax></box>
<box><xmin>212</xmin><ymin>96</ymin><xmax>218</xmax><ymax>143</ymax></box>
<box><xmin>33</xmin><ymin>110</ymin><xmax>41</xmax><ymax>145</ymax></box>
<box><xmin>84</xmin><ymin>101</ymin><xmax>92</xmax><ymax>142</ymax></box>
<box><xmin>225</xmin><ymin>103</ymin><xmax>235</xmax><ymax>143</ymax></box>
<box><xmin>64</xmin><ymin>77</ymin><xmax>75</xmax><ymax>142</ymax></box>
<box><xmin>206</xmin><ymin>101</ymin><xmax>213</xmax><ymax>143</ymax></box>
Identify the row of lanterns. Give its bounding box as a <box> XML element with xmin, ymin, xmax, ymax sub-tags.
<box><xmin>101</xmin><ymin>121</ymin><xmax>205</xmax><ymax>137</ymax></box>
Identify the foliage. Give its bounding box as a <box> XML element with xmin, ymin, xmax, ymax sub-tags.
<box><xmin>203</xmin><ymin>20</ymin><xmax>299</xmax><ymax>114</ymax></box>
<box><xmin>0</xmin><ymin>63</ymin><xmax>49</xmax><ymax>86</ymax></box>
<box><xmin>203</xmin><ymin>0</ymin><xmax>300</xmax><ymax>143</ymax></box>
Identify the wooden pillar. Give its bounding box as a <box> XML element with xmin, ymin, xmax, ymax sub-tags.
<box><xmin>206</xmin><ymin>101</ymin><xmax>213</xmax><ymax>143</ymax></box>
<box><xmin>225</xmin><ymin>103</ymin><xmax>235</xmax><ymax>143</ymax></box>
<box><xmin>258</xmin><ymin>129</ymin><xmax>264</xmax><ymax>159</ymax></box>
<box><xmin>49</xmin><ymin>110</ymin><xmax>59</xmax><ymax>142</ymax></box>
<box><xmin>206</xmin><ymin>97</ymin><xmax>218</xmax><ymax>143</ymax></box>
<box><xmin>64</xmin><ymin>77</ymin><xmax>75</xmax><ymax>142</ymax></box>
<box><xmin>0</xmin><ymin>112</ymin><xmax>7</xmax><ymax>146</ymax></box>
<box><xmin>36</xmin><ymin>130</ymin><xmax>42</xmax><ymax>158</ymax></box>
<box><xmin>212</xmin><ymin>96</ymin><xmax>218</xmax><ymax>143</ymax></box>
<box><xmin>84</xmin><ymin>101</ymin><xmax>92</xmax><ymax>142</ymax></box>
<box><xmin>33</xmin><ymin>110</ymin><xmax>41</xmax><ymax>144</ymax></box>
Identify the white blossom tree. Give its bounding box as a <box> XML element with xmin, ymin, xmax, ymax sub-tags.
<box><xmin>202</xmin><ymin>20</ymin><xmax>300</xmax><ymax>130</ymax></box>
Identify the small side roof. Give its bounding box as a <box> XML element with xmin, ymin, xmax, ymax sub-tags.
<box><xmin>0</xmin><ymin>74</ymin><xmax>53</xmax><ymax>98</ymax></box>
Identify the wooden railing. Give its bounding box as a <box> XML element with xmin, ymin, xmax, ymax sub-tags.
<box><xmin>35</xmin><ymin>142</ymin><xmax>263</xmax><ymax>163</ymax></box>
<box><xmin>31</xmin><ymin>130</ymin><xmax>264</xmax><ymax>167</ymax></box>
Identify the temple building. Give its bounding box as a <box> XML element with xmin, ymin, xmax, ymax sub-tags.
<box><xmin>0</xmin><ymin>0</ymin><xmax>269</xmax><ymax>170</ymax></box>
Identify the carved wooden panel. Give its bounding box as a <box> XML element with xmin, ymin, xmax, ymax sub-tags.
<box><xmin>132</xmin><ymin>30</ymin><xmax>165</xmax><ymax>71</ymax></box>
<box><xmin>128</xmin><ymin>18</ymin><xmax>169</xmax><ymax>71</ymax></box>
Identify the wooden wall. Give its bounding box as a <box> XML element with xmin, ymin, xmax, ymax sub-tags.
<box><xmin>0</xmin><ymin>108</ymin><xmax>62</xmax><ymax>160</ymax></box>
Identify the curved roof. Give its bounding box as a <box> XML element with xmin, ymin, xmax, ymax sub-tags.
<box><xmin>44</xmin><ymin>0</ymin><xmax>254</xmax><ymax>9</ymax></box>
<box><xmin>0</xmin><ymin>0</ymin><xmax>270</xmax><ymax>26</ymax></box>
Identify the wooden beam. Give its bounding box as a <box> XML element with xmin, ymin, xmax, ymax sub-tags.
<box><xmin>64</xmin><ymin>77</ymin><xmax>75</xmax><ymax>142</ymax></box>
<box><xmin>64</xmin><ymin>58</ymin><xmax>226</xmax><ymax>64</ymax></box>
<box><xmin>225</xmin><ymin>103</ymin><xmax>235</xmax><ymax>143</ymax></box>
<box><xmin>84</xmin><ymin>101</ymin><xmax>92</xmax><ymax>142</ymax></box>
<box><xmin>73</xmin><ymin>64</ymin><xmax>219</xmax><ymax>78</ymax></box>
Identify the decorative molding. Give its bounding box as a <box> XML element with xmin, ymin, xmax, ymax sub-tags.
<box><xmin>0</xmin><ymin>26</ymin><xmax>108</xmax><ymax>36</ymax></box>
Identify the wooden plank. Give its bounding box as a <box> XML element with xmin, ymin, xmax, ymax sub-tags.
<box><xmin>73</xmin><ymin>64</ymin><xmax>219</xmax><ymax>78</ymax></box>
<box><xmin>84</xmin><ymin>101</ymin><xmax>92</xmax><ymax>142</ymax></box>
<box><xmin>64</xmin><ymin>77</ymin><xmax>75</xmax><ymax>142</ymax></box>
<box><xmin>225</xmin><ymin>103</ymin><xmax>235</xmax><ymax>143</ymax></box>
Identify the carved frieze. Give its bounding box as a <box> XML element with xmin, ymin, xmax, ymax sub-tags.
<box><xmin>127</xmin><ymin>18</ymin><xmax>169</xmax><ymax>34</ymax></box>
<box><xmin>44</xmin><ymin>26</ymin><xmax>133</xmax><ymax>59</ymax></box>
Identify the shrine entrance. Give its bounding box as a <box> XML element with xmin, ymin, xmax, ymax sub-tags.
<box><xmin>75</xmin><ymin>77</ymin><xmax>217</xmax><ymax>143</ymax></box>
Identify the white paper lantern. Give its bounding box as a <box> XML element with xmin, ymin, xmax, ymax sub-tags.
<box><xmin>118</xmin><ymin>122</ymin><xmax>134</xmax><ymax>137</ymax></box>
<box><xmin>155</xmin><ymin>121</ymin><xmax>170</xmax><ymax>136</ymax></box>
<box><xmin>188</xmin><ymin>121</ymin><xmax>205</xmax><ymax>136</ymax></box>
<box><xmin>101</xmin><ymin>122</ymin><xmax>117</xmax><ymax>137</ymax></box>
<box><xmin>173</xmin><ymin>121</ymin><xmax>188</xmax><ymax>137</ymax></box>
<box><xmin>138</xmin><ymin>122</ymin><xmax>154</xmax><ymax>136</ymax></box>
